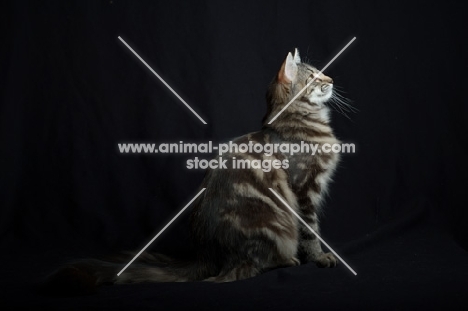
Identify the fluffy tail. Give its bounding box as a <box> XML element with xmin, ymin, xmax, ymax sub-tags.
<box><xmin>41</xmin><ymin>252</ymin><xmax>203</xmax><ymax>296</ymax></box>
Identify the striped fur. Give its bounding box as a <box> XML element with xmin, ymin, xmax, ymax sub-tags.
<box><xmin>43</xmin><ymin>49</ymin><xmax>341</xmax><ymax>294</ymax></box>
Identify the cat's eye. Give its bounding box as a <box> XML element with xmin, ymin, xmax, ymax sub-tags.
<box><xmin>307</xmin><ymin>75</ymin><xmax>321</xmax><ymax>85</ymax></box>
<box><xmin>313</xmin><ymin>75</ymin><xmax>322</xmax><ymax>83</ymax></box>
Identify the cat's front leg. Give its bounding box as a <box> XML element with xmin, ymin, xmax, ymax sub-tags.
<box><xmin>298</xmin><ymin>210</ymin><xmax>337</xmax><ymax>268</ymax></box>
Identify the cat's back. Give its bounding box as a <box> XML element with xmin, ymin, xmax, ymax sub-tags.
<box><xmin>190</xmin><ymin>129</ymin><xmax>295</xmax><ymax>237</ymax></box>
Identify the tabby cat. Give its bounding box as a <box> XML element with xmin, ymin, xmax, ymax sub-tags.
<box><xmin>45</xmin><ymin>48</ymin><xmax>342</xmax><ymax>294</ymax></box>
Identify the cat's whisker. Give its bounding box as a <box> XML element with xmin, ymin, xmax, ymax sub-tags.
<box><xmin>333</xmin><ymin>93</ymin><xmax>354</xmax><ymax>106</ymax></box>
<box><xmin>332</xmin><ymin>90</ymin><xmax>349</xmax><ymax>99</ymax></box>
<box><xmin>332</xmin><ymin>87</ymin><xmax>351</xmax><ymax>98</ymax></box>
<box><xmin>330</xmin><ymin>92</ymin><xmax>358</xmax><ymax>113</ymax></box>
<box><xmin>327</xmin><ymin>100</ymin><xmax>351</xmax><ymax>120</ymax></box>
<box><xmin>329</xmin><ymin>95</ymin><xmax>349</xmax><ymax>108</ymax></box>
<box><xmin>332</xmin><ymin>89</ymin><xmax>351</xmax><ymax>100</ymax></box>
<box><xmin>328</xmin><ymin>95</ymin><xmax>357</xmax><ymax>119</ymax></box>
<box><xmin>332</xmin><ymin>98</ymin><xmax>357</xmax><ymax>113</ymax></box>
<box><xmin>332</xmin><ymin>85</ymin><xmax>347</xmax><ymax>91</ymax></box>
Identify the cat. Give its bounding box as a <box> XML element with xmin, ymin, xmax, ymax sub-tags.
<box><xmin>43</xmin><ymin>48</ymin><xmax>343</xmax><ymax>294</ymax></box>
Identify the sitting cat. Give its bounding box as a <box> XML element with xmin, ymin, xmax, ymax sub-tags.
<box><xmin>44</xmin><ymin>48</ymin><xmax>343</xmax><ymax>294</ymax></box>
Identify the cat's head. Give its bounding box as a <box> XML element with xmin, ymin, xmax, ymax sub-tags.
<box><xmin>265</xmin><ymin>48</ymin><xmax>334</xmax><ymax>123</ymax></box>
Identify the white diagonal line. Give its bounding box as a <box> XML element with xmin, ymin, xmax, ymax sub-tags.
<box><xmin>269</xmin><ymin>188</ymin><xmax>357</xmax><ymax>276</ymax></box>
<box><xmin>118</xmin><ymin>36</ymin><xmax>207</xmax><ymax>125</ymax></box>
<box><xmin>268</xmin><ymin>37</ymin><xmax>356</xmax><ymax>124</ymax></box>
<box><xmin>117</xmin><ymin>188</ymin><xmax>206</xmax><ymax>276</ymax></box>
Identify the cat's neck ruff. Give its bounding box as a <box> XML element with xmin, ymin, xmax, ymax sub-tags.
<box><xmin>263</xmin><ymin>105</ymin><xmax>338</xmax><ymax>144</ymax></box>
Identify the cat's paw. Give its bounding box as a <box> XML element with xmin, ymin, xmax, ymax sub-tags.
<box><xmin>289</xmin><ymin>257</ymin><xmax>301</xmax><ymax>266</ymax></box>
<box><xmin>314</xmin><ymin>252</ymin><xmax>338</xmax><ymax>268</ymax></box>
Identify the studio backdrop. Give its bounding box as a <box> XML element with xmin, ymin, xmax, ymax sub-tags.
<box><xmin>1</xmin><ymin>0</ymin><xmax>467</xmax><ymax>308</ymax></box>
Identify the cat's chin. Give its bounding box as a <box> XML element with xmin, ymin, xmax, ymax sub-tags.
<box><xmin>309</xmin><ymin>92</ymin><xmax>332</xmax><ymax>106</ymax></box>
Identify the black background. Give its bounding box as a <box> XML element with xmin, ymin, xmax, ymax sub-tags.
<box><xmin>2</xmin><ymin>0</ymin><xmax>467</xmax><ymax>309</ymax></box>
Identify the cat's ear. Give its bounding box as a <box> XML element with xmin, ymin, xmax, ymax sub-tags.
<box><xmin>278</xmin><ymin>52</ymin><xmax>298</xmax><ymax>84</ymax></box>
<box><xmin>293</xmin><ymin>48</ymin><xmax>301</xmax><ymax>64</ymax></box>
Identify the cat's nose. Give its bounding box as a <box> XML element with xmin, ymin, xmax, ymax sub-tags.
<box><xmin>329</xmin><ymin>78</ymin><xmax>334</xmax><ymax>84</ymax></box>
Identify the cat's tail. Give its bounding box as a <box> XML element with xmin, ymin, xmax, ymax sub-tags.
<box><xmin>41</xmin><ymin>252</ymin><xmax>205</xmax><ymax>296</ymax></box>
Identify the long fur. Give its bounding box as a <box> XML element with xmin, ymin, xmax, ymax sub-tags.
<box><xmin>43</xmin><ymin>49</ymin><xmax>347</xmax><ymax>295</ymax></box>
